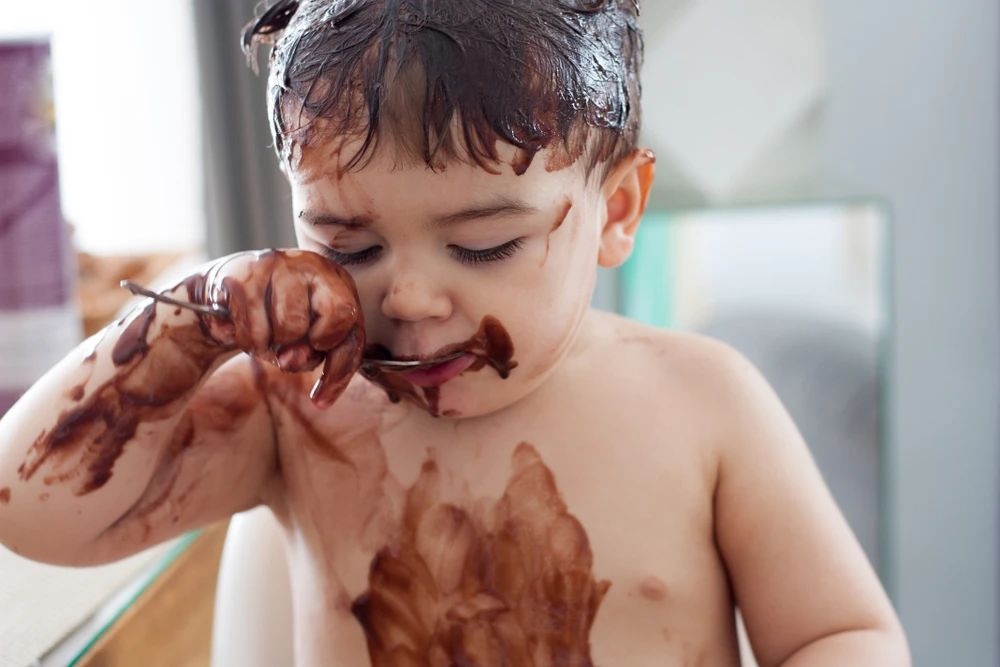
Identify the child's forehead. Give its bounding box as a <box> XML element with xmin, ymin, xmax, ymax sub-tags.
<box><xmin>290</xmin><ymin>132</ymin><xmax>588</xmax><ymax>195</ymax></box>
<box><xmin>290</xmin><ymin>142</ymin><xmax>592</xmax><ymax>231</ymax></box>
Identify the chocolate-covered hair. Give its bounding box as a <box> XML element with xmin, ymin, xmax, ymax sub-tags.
<box><xmin>243</xmin><ymin>0</ymin><xmax>643</xmax><ymax>178</ymax></box>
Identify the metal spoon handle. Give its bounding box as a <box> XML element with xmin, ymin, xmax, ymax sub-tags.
<box><xmin>120</xmin><ymin>280</ymin><xmax>231</xmax><ymax>318</ymax></box>
<box><xmin>362</xmin><ymin>352</ymin><xmax>466</xmax><ymax>372</ymax></box>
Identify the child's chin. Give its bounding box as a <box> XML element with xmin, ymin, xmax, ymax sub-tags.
<box><xmin>436</xmin><ymin>382</ymin><xmax>525</xmax><ymax>420</ymax></box>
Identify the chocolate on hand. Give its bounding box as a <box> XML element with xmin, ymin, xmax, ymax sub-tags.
<box><xmin>195</xmin><ymin>249</ymin><xmax>365</xmax><ymax>408</ymax></box>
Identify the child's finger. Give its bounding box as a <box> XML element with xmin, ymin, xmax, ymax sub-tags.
<box><xmin>308</xmin><ymin>282</ymin><xmax>359</xmax><ymax>351</ymax></box>
<box><xmin>275</xmin><ymin>341</ymin><xmax>324</xmax><ymax>373</ymax></box>
<box><xmin>223</xmin><ymin>280</ymin><xmax>272</xmax><ymax>354</ymax></box>
<box><xmin>268</xmin><ymin>266</ymin><xmax>312</xmax><ymax>346</ymax></box>
<box><xmin>310</xmin><ymin>327</ymin><xmax>363</xmax><ymax>408</ymax></box>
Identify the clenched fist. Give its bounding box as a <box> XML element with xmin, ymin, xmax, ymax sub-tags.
<box><xmin>195</xmin><ymin>249</ymin><xmax>364</xmax><ymax>407</ymax></box>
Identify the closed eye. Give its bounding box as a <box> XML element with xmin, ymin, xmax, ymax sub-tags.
<box><xmin>322</xmin><ymin>239</ymin><xmax>525</xmax><ymax>268</ymax></box>
<box><xmin>448</xmin><ymin>238</ymin><xmax>525</xmax><ymax>265</ymax></box>
<box><xmin>322</xmin><ymin>245</ymin><xmax>382</xmax><ymax>266</ymax></box>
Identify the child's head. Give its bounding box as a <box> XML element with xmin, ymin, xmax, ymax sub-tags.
<box><xmin>244</xmin><ymin>0</ymin><xmax>655</xmax><ymax>418</ymax></box>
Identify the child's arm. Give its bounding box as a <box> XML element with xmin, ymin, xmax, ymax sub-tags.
<box><xmin>0</xmin><ymin>250</ymin><xmax>362</xmax><ymax>566</ymax></box>
<box><xmin>706</xmin><ymin>342</ymin><xmax>910</xmax><ymax>666</ymax></box>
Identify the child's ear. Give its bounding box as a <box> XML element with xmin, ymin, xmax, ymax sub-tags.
<box><xmin>598</xmin><ymin>149</ymin><xmax>656</xmax><ymax>268</ymax></box>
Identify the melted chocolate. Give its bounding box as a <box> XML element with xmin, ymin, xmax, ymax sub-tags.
<box><xmin>243</xmin><ymin>0</ymin><xmax>643</xmax><ymax>177</ymax></box>
<box><xmin>360</xmin><ymin>315</ymin><xmax>517</xmax><ymax>417</ymax></box>
<box><xmin>465</xmin><ymin>316</ymin><xmax>517</xmax><ymax>379</ymax></box>
<box><xmin>544</xmin><ymin>199</ymin><xmax>574</xmax><ymax>265</ymax></box>
<box><xmin>102</xmin><ymin>377</ymin><xmax>263</xmax><ymax>539</ymax></box>
<box><xmin>220</xmin><ymin>366</ymin><xmax>610</xmax><ymax>660</ymax></box>
<box><xmin>18</xmin><ymin>321</ymin><xmax>225</xmax><ymax>495</ymax></box>
<box><xmin>111</xmin><ymin>303</ymin><xmax>157</xmax><ymax>366</ymax></box>
<box><xmin>18</xmin><ymin>250</ymin><xmax>363</xmax><ymax>495</ymax></box>
<box><xmin>352</xmin><ymin>442</ymin><xmax>610</xmax><ymax>664</ymax></box>
<box><xmin>200</xmin><ymin>250</ymin><xmax>364</xmax><ymax>406</ymax></box>
<box><xmin>511</xmin><ymin>147</ymin><xmax>537</xmax><ymax>176</ymax></box>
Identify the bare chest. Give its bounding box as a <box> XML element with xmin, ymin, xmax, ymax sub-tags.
<box><xmin>266</xmin><ymin>382</ymin><xmax>740</xmax><ymax>665</ymax></box>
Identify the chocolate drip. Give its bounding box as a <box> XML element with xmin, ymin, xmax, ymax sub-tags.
<box><xmin>111</xmin><ymin>303</ymin><xmax>157</xmax><ymax>366</ymax></box>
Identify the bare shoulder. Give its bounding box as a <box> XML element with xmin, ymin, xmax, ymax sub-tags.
<box><xmin>588</xmin><ymin>309</ymin><xmax>751</xmax><ymax>390</ymax></box>
<box><xmin>585</xmin><ymin>309</ymin><xmax>774</xmax><ymax>451</ymax></box>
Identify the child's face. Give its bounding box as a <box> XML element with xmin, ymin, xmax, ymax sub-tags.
<box><xmin>288</xmin><ymin>137</ymin><xmax>638</xmax><ymax>419</ymax></box>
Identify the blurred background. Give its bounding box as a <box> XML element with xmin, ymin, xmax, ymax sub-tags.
<box><xmin>0</xmin><ymin>1</ymin><xmax>996</xmax><ymax>666</ymax></box>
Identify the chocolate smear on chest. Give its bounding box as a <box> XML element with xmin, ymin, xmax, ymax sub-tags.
<box><xmin>352</xmin><ymin>442</ymin><xmax>610</xmax><ymax>665</ymax></box>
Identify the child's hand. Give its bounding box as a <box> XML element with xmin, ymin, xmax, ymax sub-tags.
<box><xmin>199</xmin><ymin>249</ymin><xmax>364</xmax><ymax>407</ymax></box>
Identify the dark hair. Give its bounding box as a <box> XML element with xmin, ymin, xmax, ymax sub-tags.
<box><xmin>243</xmin><ymin>0</ymin><xmax>643</xmax><ymax>179</ymax></box>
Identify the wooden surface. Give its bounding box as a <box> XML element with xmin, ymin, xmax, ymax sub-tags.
<box><xmin>76</xmin><ymin>521</ymin><xmax>229</xmax><ymax>667</ymax></box>
<box><xmin>76</xmin><ymin>251</ymin><xmax>189</xmax><ymax>336</ymax></box>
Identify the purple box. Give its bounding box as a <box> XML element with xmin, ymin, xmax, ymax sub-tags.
<box><xmin>0</xmin><ymin>40</ymin><xmax>79</xmax><ymax>415</ymax></box>
<box><xmin>0</xmin><ymin>40</ymin><xmax>71</xmax><ymax>309</ymax></box>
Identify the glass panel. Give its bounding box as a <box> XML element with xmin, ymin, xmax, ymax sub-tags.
<box><xmin>614</xmin><ymin>200</ymin><xmax>892</xmax><ymax>576</ymax></box>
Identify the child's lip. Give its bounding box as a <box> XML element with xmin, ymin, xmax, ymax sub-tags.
<box><xmin>400</xmin><ymin>353</ymin><xmax>476</xmax><ymax>387</ymax></box>
<box><xmin>390</xmin><ymin>342</ymin><xmax>466</xmax><ymax>363</ymax></box>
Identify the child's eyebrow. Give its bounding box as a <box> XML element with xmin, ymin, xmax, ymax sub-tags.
<box><xmin>434</xmin><ymin>198</ymin><xmax>539</xmax><ymax>226</ymax></box>
<box><xmin>299</xmin><ymin>198</ymin><xmax>539</xmax><ymax>229</ymax></box>
<box><xmin>299</xmin><ymin>212</ymin><xmax>376</xmax><ymax>229</ymax></box>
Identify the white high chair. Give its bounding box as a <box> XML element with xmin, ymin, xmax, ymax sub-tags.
<box><xmin>211</xmin><ymin>507</ymin><xmax>295</xmax><ymax>667</ymax></box>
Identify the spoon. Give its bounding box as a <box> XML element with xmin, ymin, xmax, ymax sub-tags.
<box><xmin>120</xmin><ymin>280</ymin><xmax>462</xmax><ymax>372</ymax></box>
<box><xmin>121</xmin><ymin>281</ymin><xmax>230</xmax><ymax>318</ymax></box>
<box><xmin>361</xmin><ymin>352</ymin><xmax>466</xmax><ymax>372</ymax></box>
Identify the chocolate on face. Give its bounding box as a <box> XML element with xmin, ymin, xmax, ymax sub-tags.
<box><xmin>543</xmin><ymin>199</ymin><xmax>574</xmax><ymax>265</ymax></box>
<box><xmin>360</xmin><ymin>316</ymin><xmax>517</xmax><ymax>417</ymax></box>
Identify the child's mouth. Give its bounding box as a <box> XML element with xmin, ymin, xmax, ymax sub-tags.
<box><xmin>361</xmin><ymin>316</ymin><xmax>517</xmax><ymax>413</ymax></box>
<box><xmin>399</xmin><ymin>353</ymin><xmax>476</xmax><ymax>388</ymax></box>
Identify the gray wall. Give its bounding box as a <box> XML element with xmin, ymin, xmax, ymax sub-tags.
<box><xmin>815</xmin><ymin>1</ymin><xmax>999</xmax><ymax>664</ymax></box>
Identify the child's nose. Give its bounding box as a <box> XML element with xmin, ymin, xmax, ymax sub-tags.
<box><xmin>380</xmin><ymin>272</ymin><xmax>452</xmax><ymax>323</ymax></box>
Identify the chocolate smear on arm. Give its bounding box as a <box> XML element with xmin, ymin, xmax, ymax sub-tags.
<box><xmin>111</xmin><ymin>303</ymin><xmax>157</xmax><ymax>366</ymax></box>
<box><xmin>18</xmin><ymin>307</ymin><xmax>229</xmax><ymax>496</ymax></box>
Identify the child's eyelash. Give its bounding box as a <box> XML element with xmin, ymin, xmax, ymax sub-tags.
<box><xmin>449</xmin><ymin>238</ymin><xmax>525</xmax><ymax>265</ymax></box>
<box><xmin>322</xmin><ymin>246</ymin><xmax>382</xmax><ymax>266</ymax></box>
<box><xmin>323</xmin><ymin>239</ymin><xmax>525</xmax><ymax>267</ymax></box>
